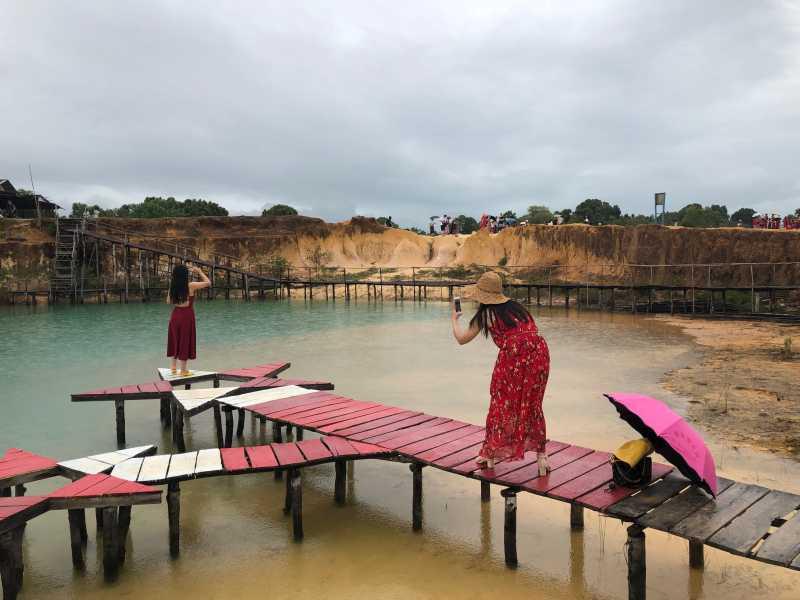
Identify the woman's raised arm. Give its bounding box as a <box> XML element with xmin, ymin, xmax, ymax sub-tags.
<box><xmin>188</xmin><ymin>266</ymin><xmax>211</xmax><ymax>290</ymax></box>
<box><xmin>451</xmin><ymin>304</ymin><xmax>481</xmax><ymax>345</ymax></box>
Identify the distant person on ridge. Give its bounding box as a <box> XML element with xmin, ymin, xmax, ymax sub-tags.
<box><xmin>451</xmin><ymin>272</ymin><xmax>551</xmax><ymax>474</ymax></box>
<box><xmin>167</xmin><ymin>264</ymin><xmax>211</xmax><ymax>376</ymax></box>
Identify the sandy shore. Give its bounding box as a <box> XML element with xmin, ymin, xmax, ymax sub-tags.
<box><xmin>658</xmin><ymin>316</ymin><xmax>800</xmax><ymax>457</ymax></box>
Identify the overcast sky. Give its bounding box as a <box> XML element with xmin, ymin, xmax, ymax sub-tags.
<box><xmin>2</xmin><ymin>1</ymin><xmax>799</xmax><ymax>226</ymax></box>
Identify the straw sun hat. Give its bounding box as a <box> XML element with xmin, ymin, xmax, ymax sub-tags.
<box><xmin>462</xmin><ymin>271</ymin><xmax>509</xmax><ymax>305</ymax></box>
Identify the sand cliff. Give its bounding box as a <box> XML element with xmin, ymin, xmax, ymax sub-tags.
<box><xmin>2</xmin><ymin>216</ymin><xmax>800</xmax><ymax>291</ymax></box>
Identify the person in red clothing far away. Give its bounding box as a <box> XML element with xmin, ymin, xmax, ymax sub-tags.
<box><xmin>451</xmin><ymin>271</ymin><xmax>551</xmax><ymax>475</ymax></box>
<box><xmin>166</xmin><ymin>264</ymin><xmax>211</xmax><ymax>376</ymax></box>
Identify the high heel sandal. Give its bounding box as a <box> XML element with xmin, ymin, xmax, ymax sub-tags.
<box><xmin>475</xmin><ymin>456</ymin><xmax>495</xmax><ymax>470</ymax></box>
<box><xmin>537</xmin><ymin>453</ymin><xmax>550</xmax><ymax>477</ymax></box>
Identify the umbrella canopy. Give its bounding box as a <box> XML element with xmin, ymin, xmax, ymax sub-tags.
<box><xmin>605</xmin><ymin>392</ymin><xmax>718</xmax><ymax>497</ymax></box>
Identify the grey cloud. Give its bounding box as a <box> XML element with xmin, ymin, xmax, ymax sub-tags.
<box><xmin>1</xmin><ymin>1</ymin><xmax>798</xmax><ymax>226</ymax></box>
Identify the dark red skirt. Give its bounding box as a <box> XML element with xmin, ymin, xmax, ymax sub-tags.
<box><xmin>167</xmin><ymin>301</ymin><xmax>196</xmax><ymax>361</ymax></box>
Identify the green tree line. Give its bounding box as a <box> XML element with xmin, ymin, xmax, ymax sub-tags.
<box><xmin>71</xmin><ymin>196</ymin><xmax>229</xmax><ymax>218</ymax></box>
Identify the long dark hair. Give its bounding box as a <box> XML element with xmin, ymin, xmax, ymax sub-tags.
<box><xmin>469</xmin><ymin>299</ymin><xmax>532</xmax><ymax>337</ymax></box>
<box><xmin>170</xmin><ymin>264</ymin><xmax>190</xmax><ymax>304</ymax></box>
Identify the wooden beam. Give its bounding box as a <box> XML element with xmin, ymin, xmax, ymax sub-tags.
<box><xmin>410</xmin><ymin>463</ymin><xmax>423</xmax><ymax>531</ymax></box>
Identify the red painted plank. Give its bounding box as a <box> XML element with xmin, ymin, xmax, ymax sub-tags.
<box><xmin>138</xmin><ymin>382</ymin><xmax>159</xmax><ymax>393</ymax></box>
<box><xmin>0</xmin><ymin>496</ymin><xmax>48</xmax><ymax>521</ymax></box>
<box><xmin>343</xmin><ymin>414</ymin><xmax>439</xmax><ymax>441</ymax></box>
<box><xmin>347</xmin><ymin>440</ymin><xmax>390</xmax><ymax>456</ymax></box>
<box><xmin>271</xmin><ymin>443</ymin><xmax>306</xmax><ymax>467</ymax></box>
<box><xmin>287</xmin><ymin>401</ymin><xmax>376</xmax><ymax>424</ymax></box>
<box><xmin>471</xmin><ymin>441</ymin><xmax>572</xmax><ymax>480</ymax></box>
<box><xmin>495</xmin><ymin>445</ymin><xmax>595</xmax><ymax>486</ymax></box>
<box><xmin>296</xmin><ymin>439</ymin><xmax>334</xmax><ymax>462</ymax></box>
<box><xmin>550</xmin><ymin>463</ymin><xmax>614</xmax><ymax>501</ymax></box>
<box><xmin>556</xmin><ymin>462</ymin><xmax>673</xmax><ymax>504</ymax></box>
<box><xmin>319</xmin><ymin>408</ymin><xmax>412</xmax><ymax>434</ymax></box>
<box><xmin>267</xmin><ymin>396</ymin><xmax>352</xmax><ymax>419</ymax></box>
<box><xmin>321</xmin><ymin>436</ymin><xmax>359</xmax><ymax>457</ymax></box>
<box><xmin>221</xmin><ymin>448</ymin><xmax>250</xmax><ymax>472</ymax></box>
<box><xmin>50</xmin><ymin>474</ymin><xmax>158</xmax><ymax>498</ymax></box>
<box><xmin>397</xmin><ymin>425</ymin><xmax>484</xmax><ymax>456</ymax></box>
<box><xmin>376</xmin><ymin>421</ymin><xmax>471</xmax><ymax>450</ymax></box>
<box><xmin>245</xmin><ymin>446</ymin><xmax>279</xmax><ymax>470</ymax></box>
<box><xmin>299</xmin><ymin>404</ymin><xmax>390</xmax><ymax>428</ymax></box>
<box><xmin>120</xmin><ymin>384</ymin><xmax>140</xmax><ymax>394</ymax></box>
<box><xmin>521</xmin><ymin>452</ymin><xmax>611</xmax><ymax>494</ymax></box>
<box><xmin>363</xmin><ymin>417</ymin><xmax>451</xmax><ymax>444</ymax></box>
<box><xmin>576</xmin><ymin>464</ymin><xmax>673</xmax><ymax>511</ymax></box>
<box><xmin>0</xmin><ymin>449</ymin><xmax>58</xmax><ymax>480</ymax></box>
<box><xmin>431</xmin><ymin>442</ymin><xmax>485</xmax><ymax>470</ymax></box>
<box><xmin>414</xmin><ymin>431</ymin><xmax>487</xmax><ymax>464</ymax></box>
<box><xmin>157</xmin><ymin>381</ymin><xmax>173</xmax><ymax>392</ymax></box>
<box><xmin>267</xmin><ymin>399</ymin><xmax>355</xmax><ymax>421</ymax></box>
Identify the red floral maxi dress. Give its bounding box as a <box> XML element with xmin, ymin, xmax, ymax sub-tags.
<box><xmin>480</xmin><ymin>317</ymin><xmax>550</xmax><ymax>461</ymax></box>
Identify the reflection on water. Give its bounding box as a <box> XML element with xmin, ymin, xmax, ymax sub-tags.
<box><xmin>1</xmin><ymin>300</ymin><xmax>798</xmax><ymax>599</ymax></box>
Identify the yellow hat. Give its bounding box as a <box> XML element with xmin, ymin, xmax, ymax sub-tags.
<box><xmin>462</xmin><ymin>271</ymin><xmax>509</xmax><ymax>305</ymax></box>
<box><xmin>614</xmin><ymin>438</ymin><xmax>654</xmax><ymax>467</ymax></box>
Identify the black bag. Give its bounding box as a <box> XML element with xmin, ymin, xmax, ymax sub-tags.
<box><xmin>611</xmin><ymin>456</ymin><xmax>652</xmax><ymax>488</ymax></box>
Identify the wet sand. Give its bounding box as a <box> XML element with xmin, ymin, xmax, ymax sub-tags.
<box><xmin>659</xmin><ymin>316</ymin><xmax>800</xmax><ymax>457</ymax></box>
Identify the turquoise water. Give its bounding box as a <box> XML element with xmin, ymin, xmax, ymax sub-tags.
<box><xmin>1</xmin><ymin>299</ymin><xmax>799</xmax><ymax>599</ymax></box>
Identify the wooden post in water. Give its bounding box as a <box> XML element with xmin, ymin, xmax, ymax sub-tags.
<box><xmin>236</xmin><ymin>408</ymin><xmax>246</xmax><ymax>438</ymax></box>
<box><xmin>167</xmin><ymin>481</ymin><xmax>181</xmax><ymax>557</ymax></box>
<box><xmin>67</xmin><ymin>509</ymin><xmax>86</xmax><ymax>569</ymax></box>
<box><xmin>212</xmin><ymin>404</ymin><xmax>224</xmax><ymax>449</ymax></box>
<box><xmin>274</xmin><ymin>423</ymin><xmax>284</xmax><ymax>480</ymax></box>
<box><xmin>410</xmin><ymin>463</ymin><xmax>423</xmax><ymax>531</ymax></box>
<box><xmin>223</xmin><ymin>407</ymin><xmax>234</xmax><ymax>448</ymax></box>
<box><xmin>334</xmin><ymin>460</ymin><xmax>347</xmax><ymax>505</ymax></box>
<box><xmin>689</xmin><ymin>540</ymin><xmax>704</xmax><ymax>569</ymax></box>
<box><xmin>101</xmin><ymin>507</ymin><xmax>119</xmax><ymax>580</ymax></box>
<box><xmin>0</xmin><ymin>524</ymin><xmax>26</xmax><ymax>599</ymax></box>
<box><xmin>290</xmin><ymin>469</ymin><xmax>303</xmax><ymax>541</ymax></box>
<box><xmin>500</xmin><ymin>488</ymin><xmax>518</xmax><ymax>568</ymax></box>
<box><xmin>627</xmin><ymin>525</ymin><xmax>646</xmax><ymax>600</ymax></box>
<box><xmin>481</xmin><ymin>481</ymin><xmax>490</xmax><ymax>502</ymax></box>
<box><xmin>117</xmin><ymin>505</ymin><xmax>132</xmax><ymax>564</ymax></box>
<box><xmin>114</xmin><ymin>400</ymin><xmax>125</xmax><ymax>448</ymax></box>
<box><xmin>570</xmin><ymin>504</ymin><xmax>584</xmax><ymax>530</ymax></box>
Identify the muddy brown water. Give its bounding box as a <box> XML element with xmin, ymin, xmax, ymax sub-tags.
<box><xmin>1</xmin><ymin>300</ymin><xmax>798</xmax><ymax>599</ymax></box>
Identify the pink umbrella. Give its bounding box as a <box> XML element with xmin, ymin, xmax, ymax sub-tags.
<box><xmin>605</xmin><ymin>393</ymin><xmax>718</xmax><ymax>497</ymax></box>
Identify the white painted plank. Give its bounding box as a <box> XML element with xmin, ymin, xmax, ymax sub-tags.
<box><xmin>166</xmin><ymin>452</ymin><xmax>198</xmax><ymax>479</ymax></box>
<box><xmin>157</xmin><ymin>368</ymin><xmax>216</xmax><ymax>382</ymax></box>
<box><xmin>172</xmin><ymin>387</ymin><xmax>237</xmax><ymax>400</ymax></box>
<box><xmin>116</xmin><ymin>445</ymin><xmax>156</xmax><ymax>458</ymax></box>
<box><xmin>89</xmin><ymin>451</ymin><xmax>133</xmax><ymax>466</ymax></box>
<box><xmin>194</xmin><ymin>448</ymin><xmax>223</xmax><ymax>475</ymax></box>
<box><xmin>58</xmin><ymin>457</ymin><xmax>114</xmax><ymax>475</ymax></box>
<box><xmin>111</xmin><ymin>457</ymin><xmax>144</xmax><ymax>481</ymax></box>
<box><xmin>137</xmin><ymin>454</ymin><xmax>172</xmax><ymax>483</ymax></box>
<box><xmin>173</xmin><ymin>387</ymin><xmax>237</xmax><ymax>412</ymax></box>
<box><xmin>219</xmin><ymin>385</ymin><xmax>314</xmax><ymax>408</ymax></box>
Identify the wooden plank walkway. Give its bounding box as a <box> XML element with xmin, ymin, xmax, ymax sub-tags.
<box><xmin>221</xmin><ymin>385</ymin><xmax>800</xmax><ymax>583</ymax></box>
<box><xmin>70</xmin><ymin>361</ymin><xmax>294</xmax><ymax>447</ymax></box>
<box><xmin>61</xmin><ymin>369</ymin><xmax>800</xmax><ymax>599</ymax></box>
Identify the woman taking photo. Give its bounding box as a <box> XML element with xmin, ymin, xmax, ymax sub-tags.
<box><xmin>451</xmin><ymin>271</ymin><xmax>551</xmax><ymax>474</ymax></box>
<box><xmin>167</xmin><ymin>264</ymin><xmax>211</xmax><ymax>376</ymax></box>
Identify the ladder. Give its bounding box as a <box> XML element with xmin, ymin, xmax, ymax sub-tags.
<box><xmin>49</xmin><ymin>218</ymin><xmax>81</xmax><ymax>301</ymax></box>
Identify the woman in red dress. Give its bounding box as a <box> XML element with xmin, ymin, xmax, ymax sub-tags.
<box><xmin>167</xmin><ymin>264</ymin><xmax>210</xmax><ymax>376</ymax></box>
<box><xmin>451</xmin><ymin>271</ymin><xmax>550</xmax><ymax>474</ymax></box>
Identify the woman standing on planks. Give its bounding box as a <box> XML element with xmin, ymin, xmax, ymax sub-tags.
<box><xmin>167</xmin><ymin>264</ymin><xmax>211</xmax><ymax>376</ymax></box>
<box><xmin>451</xmin><ymin>271</ymin><xmax>551</xmax><ymax>474</ymax></box>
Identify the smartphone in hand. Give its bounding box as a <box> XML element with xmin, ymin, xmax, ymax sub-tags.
<box><xmin>454</xmin><ymin>296</ymin><xmax>462</xmax><ymax>313</ymax></box>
